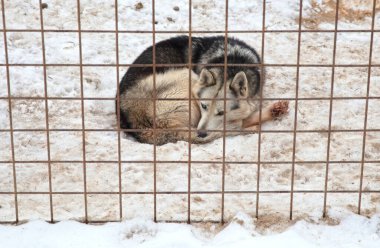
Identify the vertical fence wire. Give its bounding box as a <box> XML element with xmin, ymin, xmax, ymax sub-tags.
<box><xmin>38</xmin><ymin>0</ymin><xmax>54</xmax><ymax>222</ymax></box>
<box><xmin>1</xmin><ymin>0</ymin><xmax>18</xmax><ymax>223</ymax></box>
<box><xmin>76</xmin><ymin>0</ymin><xmax>89</xmax><ymax>223</ymax></box>
<box><xmin>187</xmin><ymin>0</ymin><xmax>193</xmax><ymax>224</ymax></box>
<box><xmin>255</xmin><ymin>0</ymin><xmax>267</xmax><ymax>219</ymax></box>
<box><xmin>323</xmin><ymin>0</ymin><xmax>340</xmax><ymax>218</ymax></box>
<box><xmin>289</xmin><ymin>0</ymin><xmax>304</xmax><ymax>220</ymax></box>
<box><xmin>114</xmin><ymin>0</ymin><xmax>123</xmax><ymax>220</ymax></box>
<box><xmin>358</xmin><ymin>0</ymin><xmax>377</xmax><ymax>215</ymax></box>
<box><xmin>151</xmin><ymin>0</ymin><xmax>157</xmax><ymax>222</ymax></box>
<box><xmin>221</xmin><ymin>0</ymin><xmax>229</xmax><ymax>224</ymax></box>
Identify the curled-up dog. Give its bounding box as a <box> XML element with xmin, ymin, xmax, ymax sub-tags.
<box><xmin>120</xmin><ymin>68</ymin><xmax>288</xmax><ymax>145</ymax></box>
<box><xmin>118</xmin><ymin>36</ymin><xmax>289</xmax><ymax>144</ymax></box>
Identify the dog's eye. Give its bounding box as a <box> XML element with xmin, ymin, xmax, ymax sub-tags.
<box><xmin>201</xmin><ymin>103</ymin><xmax>208</xmax><ymax>110</ymax></box>
<box><xmin>216</xmin><ymin>111</ymin><xmax>224</xmax><ymax>116</ymax></box>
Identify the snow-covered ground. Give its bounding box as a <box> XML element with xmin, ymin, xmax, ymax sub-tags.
<box><xmin>0</xmin><ymin>209</ymin><xmax>380</xmax><ymax>248</ymax></box>
<box><xmin>0</xmin><ymin>0</ymin><xmax>379</xmax><ymax>240</ymax></box>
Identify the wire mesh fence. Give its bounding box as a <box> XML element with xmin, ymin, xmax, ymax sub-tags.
<box><xmin>0</xmin><ymin>0</ymin><xmax>379</xmax><ymax>224</ymax></box>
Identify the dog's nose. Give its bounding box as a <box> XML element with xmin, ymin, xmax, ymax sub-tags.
<box><xmin>197</xmin><ymin>130</ymin><xmax>208</xmax><ymax>138</ymax></box>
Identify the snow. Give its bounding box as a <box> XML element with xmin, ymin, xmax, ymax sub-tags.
<box><xmin>0</xmin><ymin>0</ymin><xmax>380</xmax><ymax>245</ymax></box>
<box><xmin>0</xmin><ymin>209</ymin><xmax>380</xmax><ymax>248</ymax></box>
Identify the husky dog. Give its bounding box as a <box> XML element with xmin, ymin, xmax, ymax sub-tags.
<box><xmin>118</xmin><ymin>36</ymin><xmax>288</xmax><ymax>144</ymax></box>
<box><xmin>120</xmin><ymin>68</ymin><xmax>288</xmax><ymax>145</ymax></box>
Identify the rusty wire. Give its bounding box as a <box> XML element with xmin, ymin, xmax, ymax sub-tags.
<box><xmin>358</xmin><ymin>0</ymin><xmax>377</xmax><ymax>215</ymax></box>
<box><xmin>38</xmin><ymin>0</ymin><xmax>54</xmax><ymax>222</ymax></box>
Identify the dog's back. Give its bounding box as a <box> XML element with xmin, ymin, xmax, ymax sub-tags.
<box><xmin>119</xmin><ymin>36</ymin><xmax>190</xmax><ymax>94</ymax></box>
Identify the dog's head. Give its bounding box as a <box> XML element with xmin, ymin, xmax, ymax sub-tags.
<box><xmin>192</xmin><ymin>68</ymin><xmax>254</xmax><ymax>138</ymax></box>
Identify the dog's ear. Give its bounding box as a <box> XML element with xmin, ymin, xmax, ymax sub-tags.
<box><xmin>230</xmin><ymin>71</ymin><xmax>248</xmax><ymax>97</ymax></box>
<box><xmin>199</xmin><ymin>68</ymin><xmax>215</xmax><ymax>86</ymax></box>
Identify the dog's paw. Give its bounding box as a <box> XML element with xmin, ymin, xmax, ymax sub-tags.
<box><xmin>270</xmin><ymin>100</ymin><xmax>289</xmax><ymax>118</ymax></box>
